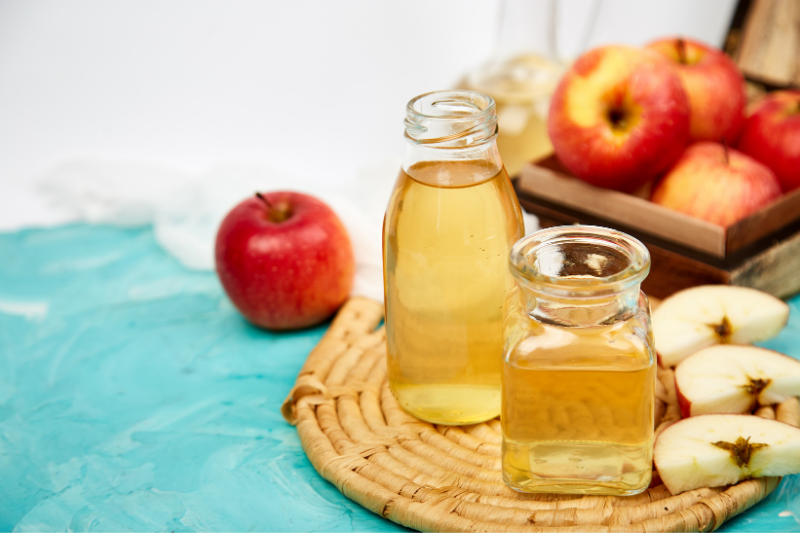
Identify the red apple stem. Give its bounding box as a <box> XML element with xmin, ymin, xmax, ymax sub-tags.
<box><xmin>255</xmin><ymin>192</ymin><xmax>291</xmax><ymax>223</ymax></box>
<box><xmin>255</xmin><ymin>191</ymin><xmax>275</xmax><ymax>211</ymax></box>
<box><xmin>676</xmin><ymin>38</ymin><xmax>687</xmax><ymax>64</ymax></box>
<box><xmin>255</xmin><ymin>192</ymin><xmax>279</xmax><ymax>221</ymax></box>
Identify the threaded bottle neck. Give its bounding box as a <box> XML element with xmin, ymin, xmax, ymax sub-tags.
<box><xmin>404</xmin><ymin>90</ymin><xmax>498</xmax><ymax>149</ymax></box>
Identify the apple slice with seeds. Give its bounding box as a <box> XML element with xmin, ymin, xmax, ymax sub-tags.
<box><xmin>652</xmin><ymin>285</ymin><xmax>789</xmax><ymax>368</ymax></box>
<box><xmin>675</xmin><ymin>345</ymin><xmax>800</xmax><ymax>417</ymax></box>
<box><xmin>654</xmin><ymin>414</ymin><xmax>800</xmax><ymax>495</ymax></box>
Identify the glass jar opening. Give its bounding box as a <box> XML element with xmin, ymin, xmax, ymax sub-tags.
<box><xmin>510</xmin><ymin>225</ymin><xmax>650</xmax><ymax>297</ymax></box>
<box><xmin>404</xmin><ymin>90</ymin><xmax>498</xmax><ymax>148</ymax></box>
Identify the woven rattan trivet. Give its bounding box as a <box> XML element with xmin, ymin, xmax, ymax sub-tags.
<box><xmin>282</xmin><ymin>297</ymin><xmax>800</xmax><ymax>532</ymax></box>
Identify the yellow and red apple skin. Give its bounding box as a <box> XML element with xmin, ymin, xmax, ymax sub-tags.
<box><xmin>215</xmin><ymin>192</ymin><xmax>355</xmax><ymax>330</ymax></box>
<box><xmin>646</xmin><ymin>38</ymin><xmax>746</xmax><ymax>144</ymax></box>
<box><xmin>650</xmin><ymin>142</ymin><xmax>781</xmax><ymax>226</ymax></box>
<box><xmin>548</xmin><ymin>46</ymin><xmax>690</xmax><ymax>192</ymax></box>
<box><xmin>737</xmin><ymin>90</ymin><xmax>800</xmax><ymax>192</ymax></box>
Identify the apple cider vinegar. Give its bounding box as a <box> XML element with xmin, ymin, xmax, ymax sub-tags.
<box><xmin>384</xmin><ymin>160</ymin><xmax>523</xmax><ymax>425</ymax></box>
<box><xmin>383</xmin><ymin>90</ymin><xmax>524</xmax><ymax>426</ymax></box>
<box><xmin>502</xmin><ymin>315</ymin><xmax>655</xmax><ymax>494</ymax></box>
<box><xmin>502</xmin><ymin>227</ymin><xmax>655</xmax><ymax>495</ymax></box>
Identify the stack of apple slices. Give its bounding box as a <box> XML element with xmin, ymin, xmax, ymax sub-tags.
<box><xmin>651</xmin><ymin>285</ymin><xmax>800</xmax><ymax>495</ymax></box>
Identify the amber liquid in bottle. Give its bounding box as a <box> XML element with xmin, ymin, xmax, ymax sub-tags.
<box><xmin>384</xmin><ymin>159</ymin><xmax>524</xmax><ymax>425</ymax></box>
<box><xmin>502</xmin><ymin>290</ymin><xmax>655</xmax><ymax>495</ymax></box>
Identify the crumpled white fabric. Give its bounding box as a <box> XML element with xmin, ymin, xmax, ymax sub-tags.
<box><xmin>36</xmin><ymin>158</ymin><xmax>537</xmax><ymax>303</ymax></box>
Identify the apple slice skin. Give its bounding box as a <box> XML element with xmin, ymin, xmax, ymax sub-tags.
<box><xmin>675</xmin><ymin>345</ymin><xmax>800</xmax><ymax>418</ymax></box>
<box><xmin>654</xmin><ymin>414</ymin><xmax>800</xmax><ymax>495</ymax></box>
<box><xmin>653</xmin><ymin>285</ymin><xmax>789</xmax><ymax>368</ymax></box>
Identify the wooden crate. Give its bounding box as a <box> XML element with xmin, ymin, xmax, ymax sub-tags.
<box><xmin>516</xmin><ymin>155</ymin><xmax>800</xmax><ymax>299</ymax></box>
<box><xmin>726</xmin><ymin>0</ymin><xmax>800</xmax><ymax>89</ymax></box>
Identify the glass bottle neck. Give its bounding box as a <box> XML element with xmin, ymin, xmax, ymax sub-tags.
<box><xmin>404</xmin><ymin>90</ymin><xmax>498</xmax><ymax>148</ymax></box>
<box><xmin>402</xmin><ymin>89</ymin><xmax>503</xmax><ymax>185</ymax></box>
<box><xmin>402</xmin><ymin>141</ymin><xmax>503</xmax><ymax>181</ymax></box>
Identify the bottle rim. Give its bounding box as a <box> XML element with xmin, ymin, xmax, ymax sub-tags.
<box><xmin>404</xmin><ymin>89</ymin><xmax>498</xmax><ymax>148</ymax></box>
<box><xmin>510</xmin><ymin>225</ymin><xmax>651</xmax><ymax>294</ymax></box>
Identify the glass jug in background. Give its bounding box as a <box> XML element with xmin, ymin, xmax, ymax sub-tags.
<box><xmin>466</xmin><ymin>0</ymin><xmax>565</xmax><ymax>177</ymax></box>
<box><xmin>467</xmin><ymin>55</ymin><xmax>562</xmax><ymax>178</ymax></box>
<box><xmin>502</xmin><ymin>226</ymin><xmax>656</xmax><ymax>495</ymax></box>
<box><xmin>383</xmin><ymin>90</ymin><xmax>525</xmax><ymax>426</ymax></box>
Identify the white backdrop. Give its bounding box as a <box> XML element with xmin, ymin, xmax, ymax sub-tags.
<box><xmin>0</xmin><ymin>0</ymin><xmax>736</xmax><ymax>221</ymax></box>
<box><xmin>0</xmin><ymin>0</ymin><xmax>737</xmax><ymax>282</ymax></box>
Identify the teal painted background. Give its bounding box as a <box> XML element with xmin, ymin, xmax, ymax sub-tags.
<box><xmin>1</xmin><ymin>224</ymin><xmax>798</xmax><ymax>532</ymax></box>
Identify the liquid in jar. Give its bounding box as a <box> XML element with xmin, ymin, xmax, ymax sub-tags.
<box><xmin>502</xmin><ymin>227</ymin><xmax>655</xmax><ymax>495</ymax></box>
<box><xmin>384</xmin><ymin>159</ymin><xmax>524</xmax><ymax>425</ymax></box>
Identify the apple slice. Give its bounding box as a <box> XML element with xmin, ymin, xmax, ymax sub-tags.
<box><xmin>675</xmin><ymin>345</ymin><xmax>800</xmax><ymax>417</ymax></box>
<box><xmin>654</xmin><ymin>414</ymin><xmax>800</xmax><ymax>495</ymax></box>
<box><xmin>652</xmin><ymin>285</ymin><xmax>789</xmax><ymax>368</ymax></box>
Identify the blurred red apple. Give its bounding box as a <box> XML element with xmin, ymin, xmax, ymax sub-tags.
<box><xmin>548</xmin><ymin>45</ymin><xmax>690</xmax><ymax>192</ymax></box>
<box><xmin>737</xmin><ymin>90</ymin><xmax>800</xmax><ymax>192</ymax></box>
<box><xmin>646</xmin><ymin>37</ymin><xmax>746</xmax><ymax>143</ymax></box>
<box><xmin>215</xmin><ymin>191</ymin><xmax>355</xmax><ymax>330</ymax></box>
<box><xmin>650</xmin><ymin>142</ymin><xmax>781</xmax><ymax>226</ymax></box>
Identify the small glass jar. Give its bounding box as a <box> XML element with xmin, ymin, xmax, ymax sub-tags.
<box><xmin>501</xmin><ymin>225</ymin><xmax>655</xmax><ymax>495</ymax></box>
<box><xmin>383</xmin><ymin>90</ymin><xmax>524</xmax><ymax>425</ymax></box>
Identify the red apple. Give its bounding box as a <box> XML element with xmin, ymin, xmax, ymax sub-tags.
<box><xmin>650</xmin><ymin>142</ymin><xmax>781</xmax><ymax>226</ymax></box>
<box><xmin>548</xmin><ymin>45</ymin><xmax>690</xmax><ymax>192</ymax></box>
<box><xmin>646</xmin><ymin>37</ymin><xmax>746</xmax><ymax>143</ymax></box>
<box><xmin>737</xmin><ymin>90</ymin><xmax>800</xmax><ymax>192</ymax></box>
<box><xmin>215</xmin><ymin>191</ymin><xmax>355</xmax><ymax>330</ymax></box>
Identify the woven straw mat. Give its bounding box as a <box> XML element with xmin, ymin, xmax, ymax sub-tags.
<box><xmin>281</xmin><ymin>297</ymin><xmax>800</xmax><ymax>532</ymax></box>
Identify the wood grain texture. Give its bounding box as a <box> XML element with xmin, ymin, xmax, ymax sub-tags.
<box><xmin>727</xmin><ymin>186</ymin><xmax>800</xmax><ymax>254</ymax></box>
<box><xmin>520</xmin><ymin>157</ymin><xmax>800</xmax><ymax>258</ymax></box>
<box><xmin>524</xmin><ymin>197</ymin><xmax>800</xmax><ymax>299</ymax></box>
<box><xmin>518</xmin><ymin>162</ymin><xmax>726</xmax><ymax>258</ymax></box>
<box><xmin>517</xmin><ymin>157</ymin><xmax>800</xmax><ymax>299</ymax></box>
<box><xmin>731</xmin><ymin>229</ymin><xmax>800</xmax><ymax>298</ymax></box>
<box><xmin>735</xmin><ymin>0</ymin><xmax>800</xmax><ymax>87</ymax></box>
<box><xmin>530</xmin><ymin>209</ymin><xmax>730</xmax><ymax>299</ymax></box>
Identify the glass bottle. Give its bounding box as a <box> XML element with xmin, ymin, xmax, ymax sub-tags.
<box><xmin>502</xmin><ymin>225</ymin><xmax>655</xmax><ymax>495</ymax></box>
<box><xmin>383</xmin><ymin>89</ymin><xmax>525</xmax><ymax>425</ymax></box>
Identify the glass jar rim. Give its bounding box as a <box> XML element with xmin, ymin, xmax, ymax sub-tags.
<box><xmin>404</xmin><ymin>89</ymin><xmax>498</xmax><ymax>147</ymax></box>
<box><xmin>510</xmin><ymin>225</ymin><xmax>651</xmax><ymax>293</ymax></box>
<box><xmin>406</xmin><ymin>89</ymin><xmax>496</xmax><ymax>120</ymax></box>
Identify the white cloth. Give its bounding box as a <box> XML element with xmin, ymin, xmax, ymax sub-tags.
<box><xmin>35</xmin><ymin>158</ymin><xmax>537</xmax><ymax>303</ymax></box>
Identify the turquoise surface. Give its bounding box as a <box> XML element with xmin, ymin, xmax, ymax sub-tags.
<box><xmin>1</xmin><ymin>224</ymin><xmax>798</xmax><ymax>532</ymax></box>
